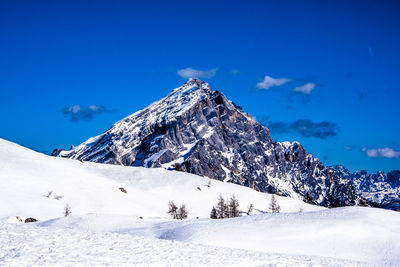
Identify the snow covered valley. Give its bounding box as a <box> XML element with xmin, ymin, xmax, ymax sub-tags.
<box><xmin>1</xmin><ymin>138</ymin><xmax>399</xmax><ymax>266</ymax></box>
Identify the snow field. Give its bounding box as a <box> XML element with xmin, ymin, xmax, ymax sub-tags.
<box><xmin>1</xmin><ymin>138</ymin><xmax>400</xmax><ymax>266</ymax></box>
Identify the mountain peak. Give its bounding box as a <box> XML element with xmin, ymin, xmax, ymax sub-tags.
<box><xmin>170</xmin><ymin>78</ymin><xmax>212</xmax><ymax>95</ymax></box>
<box><xmin>54</xmin><ymin>81</ymin><xmax>357</xmax><ymax>208</ymax></box>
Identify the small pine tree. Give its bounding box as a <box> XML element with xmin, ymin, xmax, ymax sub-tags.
<box><xmin>223</xmin><ymin>203</ymin><xmax>230</xmax><ymax>218</ymax></box>
<box><xmin>64</xmin><ymin>203</ymin><xmax>71</xmax><ymax>217</ymax></box>
<box><xmin>228</xmin><ymin>194</ymin><xmax>240</xmax><ymax>218</ymax></box>
<box><xmin>210</xmin><ymin>206</ymin><xmax>218</xmax><ymax>219</ymax></box>
<box><xmin>216</xmin><ymin>194</ymin><xmax>228</xmax><ymax>219</ymax></box>
<box><xmin>168</xmin><ymin>201</ymin><xmax>178</xmax><ymax>219</ymax></box>
<box><xmin>269</xmin><ymin>195</ymin><xmax>280</xmax><ymax>213</ymax></box>
<box><xmin>177</xmin><ymin>204</ymin><xmax>188</xmax><ymax>220</ymax></box>
<box><xmin>247</xmin><ymin>204</ymin><xmax>254</xmax><ymax>215</ymax></box>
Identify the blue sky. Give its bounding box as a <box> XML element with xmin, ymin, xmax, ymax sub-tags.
<box><xmin>0</xmin><ymin>0</ymin><xmax>399</xmax><ymax>172</ymax></box>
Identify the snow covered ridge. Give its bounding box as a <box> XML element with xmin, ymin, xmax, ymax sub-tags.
<box><xmin>53</xmin><ymin>78</ymin><xmax>359</xmax><ymax>208</ymax></box>
<box><xmin>1</xmin><ymin>138</ymin><xmax>400</xmax><ymax>266</ymax></box>
<box><xmin>330</xmin><ymin>165</ymin><xmax>400</xmax><ymax>211</ymax></box>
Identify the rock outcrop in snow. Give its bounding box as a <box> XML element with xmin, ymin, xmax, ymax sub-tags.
<box><xmin>53</xmin><ymin>79</ymin><xmax>357</xmax><ymax>207</ymax></box>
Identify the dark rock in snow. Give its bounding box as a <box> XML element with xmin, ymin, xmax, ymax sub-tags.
<box><xmin>51</xmin><ymin>148</ymin><xmax>64</xmax><ymax>156</ymax></box>
<box><xmin>25</xmin><ymin>217</ymin><xmax>38</xmax><ymax>223</ymax></box>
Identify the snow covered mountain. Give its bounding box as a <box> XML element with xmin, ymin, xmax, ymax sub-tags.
<box><xmin>53</xmin><ymin>78</ymin><xmax>357</xmax><ymax>208</ymax></box>
<box><xmin>1</xmin><ymin>138</ymin><xmax>400</xmax><ymax>266</ymax></box>
<box><xmin>330</xmin><ymin>165</ymin><xmax>400</xmax><ymax>211</ymax></box>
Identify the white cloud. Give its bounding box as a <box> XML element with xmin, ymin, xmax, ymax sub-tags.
<box><xmin>177</xmin><ymin>67</ymin><xmax>217</xmax><ymax>79</ymax></box>
<box><xmin>293</xmin><ymin>83</ymin><xmax>316</xmax><ymax>94</ymax></box>
<box><xmin>364</xmin><ymin>147</ymin><xmax>400</xmax><ymax>159</ymax></box>
<box><xmin>256</xmin><ymin>75</ymin><xmax>290</xmax><ymax>90</ymax></box>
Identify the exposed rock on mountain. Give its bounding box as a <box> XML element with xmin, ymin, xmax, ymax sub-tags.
<box><xmin>54</xmin><ymin>79</ymin><xmax>357</xmax><ymax>207</ymax></box>
<box><xmin>330</xmin><ymin>165</ymin><xmax>400</xmax><ymax>211</ymax></box>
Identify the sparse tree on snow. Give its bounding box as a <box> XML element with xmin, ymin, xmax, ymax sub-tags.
<box><xmin>247</xmin><ymin>204</ymin><xmax>254</xmax><ymax>215</ymax></box>
<box><xmin>177</xmin><ymin>204</ymin><xmax>188</xmax><ymax>220</ymax></box>
<box><xmin>64</xmin><ymin>203</ymin><xmax>71</xmax><ymax>217</ymax></box>
<box><xmin>168</xmin><ymin>201</ymin><xmax>178</xmax><ymax>219</ymax></box>
<box><xmin>216</xmin><ymin>194</ymin><xmax>228</xmax><ymax>219</ymax></box>
<box><xmin>210</xmin><ymin>206</ymin><xmax>218</xmax><ymax>219</ymax></box>
<box><xmin>168</xmin><ymin>202</ymin><xmax>188</xmax><ymax>220</ymax></box>
<box><xmin>213</xmin><ymin>194</ymin><xmax>241</xmax><ymax>219</ymax></box>
<box><xmin>228</xmin><ymin>194</ymin><xmax>240</xmax><ymax>218</ymax></box>
<box><xmin>269</xmin><ymin>195</ymin><xmax>280</xmax><ymax>213</ymax></box>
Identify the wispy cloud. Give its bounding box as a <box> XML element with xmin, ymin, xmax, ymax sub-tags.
<box><xmin>177</xmin><ymin>67</ymin><xmax>217</xmax><ymax>79</ymax></box>
<box><xmin>293</xmin><ymin>82</ymin><xmax>316</xmax><ymax>94</ymax></box>
<box><xmin>62</xmin><ymin>105</ymin><xmax>111</xmax><ymax>122</ymax></box>
<box><xmin>262</xmin><ymin>118</ymin><xmax>338</xmax><ymax>139</ymax></box>
<box><xmin>362</xmin><ymin>147</ymin><xmax>400</xmax><ymax>158</ymax></box>
<box><xmin>231</xmin><ymin>69</ymin><xmax>241</xmax><ymax>75</ymax></box>
<box><xmin>256</xmin><ymin>75</ymin><xmax>290</xmax><ymax>90</ymax></box>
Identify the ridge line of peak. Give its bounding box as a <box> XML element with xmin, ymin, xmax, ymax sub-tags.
<box><xmin>170</xmin><ymin>78</ymin><xmax>212</xmax><ymax>95</ymax></box>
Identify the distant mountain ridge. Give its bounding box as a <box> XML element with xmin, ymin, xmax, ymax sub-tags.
<box><xmin>53</xmin><ymin>79</ymin><xmax>358</xmax><ymax>207</ymax></box>
<box><xmin>330</xmin><ymin>165</ymin><xmax>400</xmax><ymax>211</ymax></box>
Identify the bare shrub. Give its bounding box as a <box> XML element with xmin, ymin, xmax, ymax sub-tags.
<box><xmin>247</xmin><ymin>204</ymin><xmax>254</xmax><ymax>215</ymax></box>
<box><xmin>168</xmin><ymin>201</ymin><xmax>178</xmax><ymax>219</ymax></box>
<box><xmin>269</xmin><ymin>195</ymin><xmax>280</xmax><ymax>213</ymax></box>
<box><xmin>64</xmin><ymin>203</ymin><xmax>71</xmax><ymax>217</ymax></box>
<box><xmin>177</xmin><ymin>204</ymin><xmax>188</xmax><ymax>220</ymax></box>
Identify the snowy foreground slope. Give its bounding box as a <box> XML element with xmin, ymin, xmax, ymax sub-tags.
<box><xmin>1</xmin><ymin>138</ymin><xmax>400</xmax><ymax>266</ymax></box>
<box><xmin>0</xmin><ymin>138</ymin><xmax>321</xmax><ymax>220</ymax></box>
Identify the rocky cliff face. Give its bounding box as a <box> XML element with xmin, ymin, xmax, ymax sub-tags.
<box><xmin>330</xmin><ymin>165</ymin><xmax>400</xmax><ymax>211</ymax></box>
<box><xmin>54</xmin><ymin>79</ymin><xmax>357</xmax><ymax>207</ymax></box>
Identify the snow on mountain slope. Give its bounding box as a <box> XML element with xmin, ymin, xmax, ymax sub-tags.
<box><xmin>1</xmin><ymin>138</ymin><xmax>400</xmax><ymax>266</ymax></box>
<box><xmin>0</xmin><ymin>138</ymin><xmax>321</xmax><ymax>221</ymax></box>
